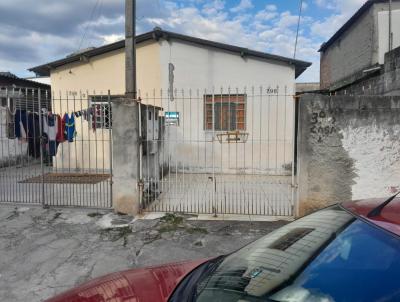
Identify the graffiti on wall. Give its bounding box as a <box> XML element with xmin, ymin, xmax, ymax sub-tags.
<box><xmin>310</xmin><ymin>108</ymin><xmax>343</xmax><ymax>143</ymax></box>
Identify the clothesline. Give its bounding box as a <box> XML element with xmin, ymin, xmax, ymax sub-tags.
<box><xmin>10</xmin><ymin>104</ymin><xmax>104</xmax><ymax>158</ymax></box>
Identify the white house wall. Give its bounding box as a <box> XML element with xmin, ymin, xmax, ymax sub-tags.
<box><xmin>157</xmin><ymin>40</ymin><xmax>296</xmax><ymax>175</ymax></box>
<box><xmin>50</xmin><ymin>41</ymin><xmax>162</xmax><ymax>171</ymax></box>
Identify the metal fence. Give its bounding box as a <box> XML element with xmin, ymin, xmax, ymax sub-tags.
<box><xmin>139</xmin><ymin>86</ymin><xmax>296</xmax><ymax>216</ymax></box>
<box><xmin>0</xmin><ymin>87</ymin><xmax>112</xmax><ymax>208</ymax></box>
<box><xmin>1</xmin><ymin>85</ymin><xmax>296</xmax><ymax>216</ymax></box>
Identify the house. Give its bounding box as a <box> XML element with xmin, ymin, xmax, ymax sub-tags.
<box><xmin>29</xmin><ymin>28</ymin><xmax>311</xmax><ymax>177</ymax></box>
<box><xmin>0</xmin><ymin>72</ymin><xmax>51</xmax><ymax>163</ymax></box>
<box><xmin>319</xmin><ymin>0</ymin><xmax>400</xmax><ymax>94</ymax></box>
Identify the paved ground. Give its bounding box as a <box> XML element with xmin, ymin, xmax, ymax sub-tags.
<box><xmin>0</xmin><ymin>164</ymin><xmax>111</xmax><ymax>207</ymax></box>
<box><xmin>147</xmin><ymin>173</ymin><xmax>293</xmax><ymax>216</ymax></box>
<box><xmin>0</xmin><ymin>205</ymin><xmax>288</xmax><ymax>302</ymax></box>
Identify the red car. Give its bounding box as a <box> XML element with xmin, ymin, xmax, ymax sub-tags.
<box><xmin>46</xmin><ymin>194</ymin><xmax>400</xmax><ymax>302</ymax></box>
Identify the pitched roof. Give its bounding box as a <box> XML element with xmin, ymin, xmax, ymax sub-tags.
<box><xmin>319</xmin><ymin>0</ymin><xmax>398</xmax><ymax>52</ymax></box>
<box><xmin>0</xmin><ymin>71</ymin><xmax>50</xmax><ymax>88</ymax></box>
<box><xmin>29</xmin><ymin>28</ymin><xmax>311</xmax><ymax>78</ymax></box>
<box><xmin>0</xmin><ymin>72</ymin><xmax>18</xmax><ymax>79</ymax></box>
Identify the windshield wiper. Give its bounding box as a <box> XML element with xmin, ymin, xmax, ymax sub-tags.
<box><xmin>367</xmin><ymin>191</ymin><xmax>400</xmax><ymax>218</ymax></box>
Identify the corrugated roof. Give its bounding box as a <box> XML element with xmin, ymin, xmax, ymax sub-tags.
<box><xmin>0</xmin><ymin>72</ymin><xmax>18</xmax><ymax>79</ymax></box>
<box><xmin>0</xmin><ymin>72</ymin><xmax>50</xmax><ymax>88</ymax></box>
<box><xmin>319</xmin><ymin>0</ymin><xmax>398</xmax><ymax>52</ymax></box>
<box><xmin>29</xmin><ymin>28</ymin><xmax>311</xmax><ymax>78</ymax></box>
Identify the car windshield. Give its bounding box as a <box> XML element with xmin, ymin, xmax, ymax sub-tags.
<box><xmin>192</xmin><ymin>206</ymin><xmax>400</xmax><ymax>302</ymax></box>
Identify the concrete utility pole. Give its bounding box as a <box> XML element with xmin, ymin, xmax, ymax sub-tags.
<box><xmin>125</xmin><ymin>0</ymin><xmax>137</xmax><ymax>99</ymax></box>
<box><xmin>389</xmin><ymin>0</ymin><xmax>393</xmax><ymax>51</ymax></box>
<box><xmin>112</xmin><ymin>0</ymin><xmax>141</xmax><ymax>215</ymax></box>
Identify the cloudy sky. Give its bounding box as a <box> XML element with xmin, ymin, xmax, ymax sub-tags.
<box><xmin>0</xmin><ymin>0</ymin><xmax>368</xmax><ymax>81</ymax></box>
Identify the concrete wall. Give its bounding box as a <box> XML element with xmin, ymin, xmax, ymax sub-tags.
<box><xmin>320</xmin><ymin>2</ymin><xmax>400</xmax><ymax>89</ymax></box>
<box><xmin>157</xmin><ymin>39</ymin><xmax>296</xmax><ymax>175</ymax></box>
<box><xmin>297</xmin><ymin>94</ymin><xmax>400</xmax><ymax>215</ymax></box>
<box><xmin>377</xmin><ymin>9</ymin><xmax>400</xmax><ymax>64</ymax></box>
<box><xmin>333</xmin><ymin>45</ymin><xmax>400</xmax><ymax>96</ymax></box>
<box><xmin>320</xmin><ymin>7</ymin><xmax>375</xmax><ymax>89</ymax></box>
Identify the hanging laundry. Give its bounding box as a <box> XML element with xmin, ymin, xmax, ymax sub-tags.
<box><xmin>82</xmin><ymin>109</ymin><xmax>88</xmax><ymax>121</ymax></box>
<box><xmin>27</xmin><ymin>112</ymin><xmax>41</xmax><ymax>158</ymax></box>
<box><xmin>56</xmin><ymin>114</ymin><xmax>65</xmax><ymax>143</ymax></box>
<box><xmin>14</xmin><ymin>109</ymin><xmax>28</xmax><ymax>139</ymax></box>
<box><xmin>6</xmin><ymin>106</ymin><xmax>16</xmax><ymax>139</ymax></box>
<box><xmin>43</xmin><ymin>113</ymin><xmax>59</xmax><ymax>156</ymax></box>
<box><xmin>63</xmin><ymin>113</ymin><xmax>76</xmax><ymax>142</ymax></box>
<box><xmin>91</xmin><ymin>106</ymin><xmax>97</xmax><ymax>131</ymax></box>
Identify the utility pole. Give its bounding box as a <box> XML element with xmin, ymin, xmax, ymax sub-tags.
<box><xmin>124</xmin><ymin>0</ymin><xmax>141</xmax><ymax>213</ymax></box>
<box><xmin>389</xmin><ymin>0</ymin><xmax>393</xmax><ymax>51</ymax></box>
<box><xmin>125</xmin><ymin>0</ymin><xmax>137</xmax><ymax>100</ymax></box>
<box><xmin>111</xmin><ymin>0</ymin><xmax>140</xmax><ymax>215</ymax></box>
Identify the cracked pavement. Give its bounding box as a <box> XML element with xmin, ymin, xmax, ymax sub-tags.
<box><xmin>0</xmin><ymin>205</ymin><xmax>287</xmax><ymax>302</ymax></box>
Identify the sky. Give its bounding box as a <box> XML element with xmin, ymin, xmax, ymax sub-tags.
<box><xmin>0</xmin><ymin>0</ymin><xmax>368</xmax><ymax>82</ymax></box>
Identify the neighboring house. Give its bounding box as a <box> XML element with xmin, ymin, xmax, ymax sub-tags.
<box><xmin>29</xmin><ymin>28</ymin><xmax>311</xmax><ymax>174</ymax></box>
<box><xmin>0</xmin><ymin>72</ymin><xmax>51</xmax><ymax>163</ymax></box>
<box><xmin>24</xmin><ymin>76</ymin><xmax>51</xmax><ymax>86</ymax></box>
<box><xmin>295</xmin><ymin>82</ymin><xmax>321</xmax><ymax>94</ymax></box>
<box><xmin>319</xmin><ymin>0</ymin><xmax>400</xmax><ymax>94</ymax></box>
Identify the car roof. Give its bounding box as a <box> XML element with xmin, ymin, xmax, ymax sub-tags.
<box><xmin>341</xmin><ymin>197</ymin><xmax>400</xmax><ymax>237</ymax></box>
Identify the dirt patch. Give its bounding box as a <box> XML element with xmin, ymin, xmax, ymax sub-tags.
<box><xmin>158</xmin><ymin>213</ymin><xmax>208</xmax><ymax>234</ymax></box>
<box><xmin>19</xmin><ymin>173</ymin><xmax>110</xmax><ymax>184</ymax></box>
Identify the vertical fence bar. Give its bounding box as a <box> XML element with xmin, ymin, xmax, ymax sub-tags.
<box><xmin>108</xmin><ymin>90</ymin><xmax>113</xmax><ymax>208</ymax></box>
<box><xmin>38</xmin><ymin>89</ymin><xmax>46</xmax><ymax>207</ymax></box>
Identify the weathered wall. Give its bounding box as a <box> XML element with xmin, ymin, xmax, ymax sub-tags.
<box><xmin>320</xmin><ymin>7</ymin><xmax>375</xmax><ymax>89</ymax></box>
<box><xmin>377</xmin><ymin>7</ymin><xmax>400</xmax><ymax>64</ymax></box>
<box><xmin>297</xmin><ymin>94</ymin><xmax>400</xmax><ymax>216</ymax></box>
<box><xmin>333</xmin><ymin>45</ymin><xmax>400</xmax><ymax>96</ymax></box>
<box><xmin>111</xmin><ymin>99</ymin><xmax>139</xmax><ymax>215</ymax></box>
<box><xmin>320</xmin><ymin>2</ymin><xmax>400</xmax><ymax>89</ymax></box>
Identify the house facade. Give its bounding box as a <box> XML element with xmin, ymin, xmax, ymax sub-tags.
<box><xmin>30</xmin><ymin>28</ymin><xmax>310</xmax><ymax>176</ymax></box>
<box><xmin>320</xmin><ymin>0</ymin><xmax>400</xmax><ymax>93</ymax></box>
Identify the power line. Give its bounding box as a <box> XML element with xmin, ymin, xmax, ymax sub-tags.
<box><xmin>77</xmin><ymin>0</ymin><xmax>101</xmax><ymax>51</ymax></box>
<box><xmin>293</xmin><ymin>0</ymin><xmax>303</xmax><ymax>59</ymax></box>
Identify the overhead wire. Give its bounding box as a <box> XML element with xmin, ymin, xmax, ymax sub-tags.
<box><xmin>293</xmin><ymin>0</ymin><xmax>303</xmax><ymax>59</ymax></box>
<box><xmin>77</xmin><ymin>0</ymin><xmax>101</xmax><ymax>51</ymax></box>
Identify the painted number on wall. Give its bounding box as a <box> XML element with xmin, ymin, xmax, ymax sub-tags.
<box><xmin>310</xmin><ymin>110</ymin><xmax>338</xmax><ymax>143</ymax></box>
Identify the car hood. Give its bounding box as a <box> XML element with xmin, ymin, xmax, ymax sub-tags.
<box><xmin>45</xmin><ymin>259</ymin><xmax>207</xmax><ymax>302</ymax></box>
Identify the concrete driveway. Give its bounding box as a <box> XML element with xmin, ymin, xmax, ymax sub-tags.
<box><xmin>0</xmin><ymin>205</ymin><xmax>287</xmax><ymax>302</ymax></box>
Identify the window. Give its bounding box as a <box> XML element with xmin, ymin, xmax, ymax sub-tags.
<box><xmin>90</xmin><ymin>96</ymin><xmax>112</xmax><ymax>129</ymax></box>
<box><xmin>1</xmin><ymin>97</ymin><xmax>6</xmax><ymax>107</ymax></box>
<box><xmin>204</xmin><ymin>94</ymin><xmax>246</xmax><ymax>131</ymax></box>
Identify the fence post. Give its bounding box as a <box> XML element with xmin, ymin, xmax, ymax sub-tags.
<box><xmin>38</xmin><ymin>89</ymin><xmax>46</xmax><ymax>208</ymax></box>
<box><xmin>108</xmin><ymin>91</ymin><xmax>113</xmax><ymax>208</ymax></box>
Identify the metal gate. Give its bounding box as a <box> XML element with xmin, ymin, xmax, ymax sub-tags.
<box><xmin>0</xmin><ymin>87</ymin><xmax>112</xmax><ymax>208</ymax></box>
<box><xmin>140</xmin><ymin>86</ymin><xmax>296</xmax><ymax>216</ymax></box>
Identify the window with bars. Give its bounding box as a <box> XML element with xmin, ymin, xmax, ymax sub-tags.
<box><xmin>204</xmin><ymin>94</ymin><xmax>246</xmax><ymax>131</ymax></box>
<box><xmin>90</xmin><ymin>96</ymin><xmax>112</xmax><ymax>129</ymax></box>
